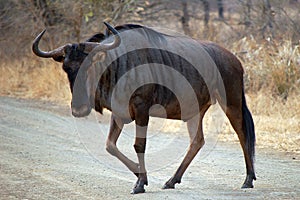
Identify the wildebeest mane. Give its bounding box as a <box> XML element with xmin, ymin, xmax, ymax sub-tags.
<box><xmin>86</xmin><ymin>24</ymin><xmax>168</xmax><ymax>49</ymax></box>
<box><xmin>112</xmin><ymin>24</ymin><xmax>168</xmax><ymax>45</ymax></box>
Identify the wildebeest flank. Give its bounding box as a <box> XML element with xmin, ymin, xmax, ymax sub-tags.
<box><xmin>32</xmin><ymin>22</ymin><xmax>256</xmax><ymax>194</ymax></box>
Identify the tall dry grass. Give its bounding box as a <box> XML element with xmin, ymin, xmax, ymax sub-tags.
<box><xmin>0</xmin><ymin>59</ymin><xmax>71</xmax><ymax>103</ymax></box>
<box><xmin>217</xmin><ymin>93</ymin><xmax>300</xmax><ymax>154</ymax></box>
<box><xmin>234</xmin><ymin>37</ymin><xmax>300</xmax><ymax>98</ymax></box>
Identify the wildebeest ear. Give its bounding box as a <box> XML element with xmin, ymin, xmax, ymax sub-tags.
<box><xmin>86</xmin><ymin>33</ymin><xmax>106</xmax><ymax>42</ymax></box>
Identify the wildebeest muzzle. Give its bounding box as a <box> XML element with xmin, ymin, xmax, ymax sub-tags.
<box><xmin>71</xmin><ymin>103</ymin><xmax>92</xmax><ymax>117</ymax></box>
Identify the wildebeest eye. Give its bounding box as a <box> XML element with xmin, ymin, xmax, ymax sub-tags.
<box><xmin>64</xmin><ymin>46</ymin><xmax>72</xmax><ymax>54</ymax></box>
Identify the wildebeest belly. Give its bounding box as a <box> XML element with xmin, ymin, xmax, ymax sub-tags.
<box><xmin>128</xmin><ymin>84</ymin><xmax>210</xmax><ymax>121</ymax></box>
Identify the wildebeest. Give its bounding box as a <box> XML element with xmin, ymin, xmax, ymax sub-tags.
<box><xmin>32</xmin><ymin>22</ymin><xmax>256</xmax><ymax>194</ymax></box>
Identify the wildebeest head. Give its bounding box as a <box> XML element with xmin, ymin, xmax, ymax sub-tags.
<box><xmin>32</xmin><ymin>22</ymin><xmax>121</xmax><ymax>117</ymax></box>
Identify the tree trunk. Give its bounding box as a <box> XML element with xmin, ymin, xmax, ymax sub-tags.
<box><xmin>200</xmin><ymin>0</ymin><xmax>210</xmax><ymax>26</ymax></box>
<box><xmin>217</xmin><ymin>0</ymin><xmax>224</xmax><ymax>20</ymax></box>
<box><xmin>261</xmin><ymin>0</ymin><xmax>275</xmax><ymax>38</ymax></box>
<box><xmin>245</xmin><ymin>0</ymin><xmax>252</xmax><ymax>27</ymax></box>
<box><xmin>181</xmin><ymin>0</ymin><xmax>191</xmax><ymax>36</ymax></box>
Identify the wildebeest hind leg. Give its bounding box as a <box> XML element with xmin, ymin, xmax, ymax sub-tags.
<box><xmin>105</xmin><ymin>115</ymin><xmax>140</xmax><ymax>176</ymax></box>
<box><xmin>225</xmin><ymin>105</ymin><xmax>256</xmax><ymax>188</ymax></box>
<box><xmin>163</xmin><ymin>107</ymin><xmax>209</xmax><ymax>189</ymax></box>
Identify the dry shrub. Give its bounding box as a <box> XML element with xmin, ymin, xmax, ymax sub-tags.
<box><xmin>233</xmin><ymin>37</ymin><xmax>300</xmax><ymax>99</ymax></box>
<box><xmin>0</xmin><ymin>59</ymin><xmax>71</xmax><ymax>104</ymax></box>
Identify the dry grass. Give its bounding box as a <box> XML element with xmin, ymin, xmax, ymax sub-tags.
<box><xmin>233</xmin><ymin>37</ymin><xmax>300</xmax><ymax>98</ymax></box>
<box><xmin>218</xmin><ymin>94</ymin><xmax>300</xmax><ymax>154</ymax></box>
<box><xmin>0</xmin><ymin>59</ymin><xmax>71</xmax><ymax>104</ymax></box>
<box><xmin>249</xmin><ymin>93</ymin><xmax>300</xmax><ymax>153</ymax></box>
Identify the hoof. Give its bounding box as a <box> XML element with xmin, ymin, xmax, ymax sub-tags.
<box><xmin>162</xmin><ymin>183</ymin><xmax>175</xmax><ymax>189</ymax></box>
<box><xmin>131</xmin><ymin>177</ymin><xmax>147</xmax><ymax>194</ymax></box>
<box><xmin>162</xmin><ymin>177</ymin><xmax>180</xmax><ymax>189</ymax></box>
<box><xmin>241</xmin><ymin>182</ymin><xmax>254</xmax><ymax>189</ymax></box>
<box><xmin>131</xmin><ymin>186</ymin><xmax>145</xmax><ymax>194</ymax></box>
<box><xmin>241</xmin><ymin>174</ymin><xmax>255</xmax><ymax>188</ymax></box>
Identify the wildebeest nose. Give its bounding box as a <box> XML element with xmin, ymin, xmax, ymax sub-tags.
<box><xmin>71</xmin><ymin>104</ymin><xmax>91</xmax><ymax>117</ymax></box>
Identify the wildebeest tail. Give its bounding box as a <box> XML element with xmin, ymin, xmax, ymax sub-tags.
<box><xmin>242</xmin><ymin>89</ymin><xmax>256</xmax><ymax>162</ymax></box>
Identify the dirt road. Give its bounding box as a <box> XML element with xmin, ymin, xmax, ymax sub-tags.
<box><xmin>0</xmin><ymin>97</ymin><xmax>299</xmax><ymax>199</ymax></box>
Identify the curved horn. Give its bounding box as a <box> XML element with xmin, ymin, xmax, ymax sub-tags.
<box><xmin>83</xmin><ymin>22</ymin><xmax>121</xmax><ymax>52</ymax></box>
<box><xmin>102</xmin><ymin>22</ymin><xmax>121</xmax><ymax>49</ymax></box>
<box><xmin>32</xmin><ymin>29</ymin><xmax>66</xmax><ymax>58</ymax></box>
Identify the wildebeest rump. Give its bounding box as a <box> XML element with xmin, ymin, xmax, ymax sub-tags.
<box><xmin>32</xmin><ymin>22</ymin><xmax>256</xmax><ymax>194</ymax></box>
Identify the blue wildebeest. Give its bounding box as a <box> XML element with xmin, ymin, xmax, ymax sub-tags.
<box><xmin>32</xmin><ymin>22</ymin><xmax>256</xmax><ymax>194</ymax></box>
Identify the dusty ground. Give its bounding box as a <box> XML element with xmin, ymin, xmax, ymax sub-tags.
<box><xmin>0</xmin><ymin>96</ymin><xmax>299</xmax><ymax>199</ymax></box>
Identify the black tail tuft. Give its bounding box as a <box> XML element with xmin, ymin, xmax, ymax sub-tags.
<box><xmin>242</xmin><ymin>89</ymin><xmax>256</xmax><ymax>164</ymax></box>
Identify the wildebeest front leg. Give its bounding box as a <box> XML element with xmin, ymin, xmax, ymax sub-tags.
<box><xmin>131</xmin><ymin>117</ymin><xmax>149</xmax><ymax>194</ymax></box>
<box><xmin>105</xmin><ymin>115</ymin><xmax>140</xmax><ymax>176</ymax></box>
